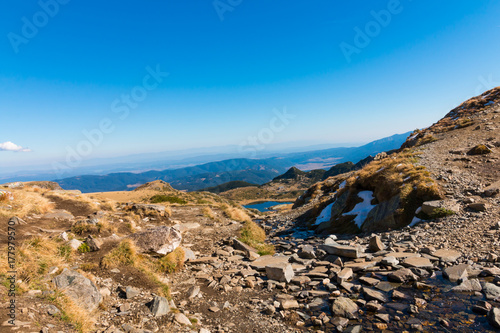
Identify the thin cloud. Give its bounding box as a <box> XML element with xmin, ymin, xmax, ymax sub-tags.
<box><xmin>0</xmin><ymin>141</ymin><xmax>31</xmax><ymax>152</ymax></box>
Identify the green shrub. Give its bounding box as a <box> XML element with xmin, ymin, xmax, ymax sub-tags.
<box><xmin>429</xmin><ymin>208</ymin><xmax>455</xmax><ymax>219</ymax></box>
<box><xmin>77</xmin><ymin>243</ymin><xmax>91</xmax><ymax>253</ymax></box>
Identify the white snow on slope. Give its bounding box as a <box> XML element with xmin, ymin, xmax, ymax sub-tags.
<box><xmin>314</xmin><ymin>201</ymin><xmax>335</xmax><ymax>226</ymax></box>
<box><xmin>348</xmin><ymin>191</ymin><xmax>376</xmax><ymax>228</ymax></box>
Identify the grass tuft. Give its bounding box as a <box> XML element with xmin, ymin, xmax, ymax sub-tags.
<box><xmin>239</xmin><ymin>221</ymin><xmax>275</xmax><ymax>255</ymax></box>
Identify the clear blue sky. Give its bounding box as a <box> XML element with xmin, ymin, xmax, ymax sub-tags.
<box><xmin>1</xmin><ymin>1</ymin><xmax>499</xmax><ymax>170</ymax></box>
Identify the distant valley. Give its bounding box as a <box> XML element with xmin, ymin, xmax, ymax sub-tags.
<box><xmin>55</xmin><ymin>132</ymin><xmax>411</xmax><ymax>193</ymax></box>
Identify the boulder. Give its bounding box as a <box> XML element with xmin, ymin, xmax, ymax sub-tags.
<box><xmin>362</xmin><ymin>195</ymin><xmax>401</xmax><ymax>232</ymax></box>
<box><xmin>174</xmin><ymin>313</ymin><xmax>192</xmax><ymax>326</ymax></box>
<box><xmin>67</xmin><ymin>239</ymin><xmax>83</xmax><ymax>250</ymax></box>
<box><xmin>85</xmin><ymin>235</ymin><xmax>103</xmax><ymax>251</ymax></box>
<box><xmin>265</xmin><ymin>263</ymin><xmax>294</xmax><ymax>283</ymax></box>
<box><xmin>298</xmin><ymin>245</ymin><xmax>316</xmax><ymax>259</ymax></box>
<box><xmin>452</xmin><ymin>279</ymin><xmax>482</xmax><ymax>292</ymax></box>
<box><xmin>483</xmin><ymin>283</ymin><xmax>500</xmax><ymax>301</ymax></box>
<box><xmin>363</xmin><ymin>288</ymin><xmax>388</xmax><ymax>303</ymax></box>
<box><xmin>53</xmin><ymin>269</ymin><xmax>102</xmax><ymax>312</ymax></box>
<box><xmin>129</xmin><ymin>226</ymin><xmax>181</xmax><ymax>255</ymax></box>
<box><xmin>401</xmin><ymin>257</ymin><xmax>433</xmax><ymax>270</ymax></box>
<box><xmin>443</xmin><ymin>264</ymin><xmax>470</xmax><ymax>283</ymax></box>
<box><xmin>250</xmin><ymin>255</ymin><xmax>290</xmax><ymax>270</ymax></box>
<box><xmin>149</xmin><ymin>296</ymin><xmax>170</xmax><ymax>317</ymax></box>
<box><xmin>368</xmin><ymin>236</ymin><xmax>385</xmax><ymax>252</ymax></box>
<box><xmin>336</xmin><ymin>268</ymin><xmax>353</xmax><ymax>283</ymax></box>
<box><xmin>126</xmin><ymin>203</ymin><xmax>168</xmax><ymax>217</ymax></box>
<box><xmin>387</xmin><ymin>268</ymin><xmax>419</xmax><ymax>283</ymax></box>
<box><xmin>331</xmin><ymin>297</ymin><xmax>358</xmax><ymax>319</ymax></box>
<box><xmin>421</xmin><ymin>200</ymin><xmax>460</xmax><ymax>216</ymax></box>
<box><xmin>488</xmin><ymin>308</ymin><xmax>500</xmax><ymax>329</ymax></box>
<box><xmin>433</xmin><ymin>249</ymin><xmax>461</xmax><ymax>263</ymax></box>
<box><xmin>319</xmin><ymin>244</ymin><xmax>361</xmax><ymax>259</ymax></box>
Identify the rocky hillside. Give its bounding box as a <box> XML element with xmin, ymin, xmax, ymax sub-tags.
<box><xmin>295</xmin><ymin>87</ymin><xmax>500</xmax><ymax>235</ymax></box>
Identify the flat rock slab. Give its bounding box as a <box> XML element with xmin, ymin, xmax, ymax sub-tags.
<box><xmin>433</xmin><ymin>249</ymin><xmax>461</xmax><ymax>263</ymax></box>
<box><xmin>363</xmin><ymin>287</ymin><xmax>388</xmax><ymax>303</ymax></box>
<box><xmin>443</xmin><ymin>264</ymin><xmax>470</xmax><ymax>283</ymax></box>
<box><xmin>265</xmin><ymin>263</ymin><xmax>295</xmax><ymax>283</ymax></box>
<box><xmin>129</xmin><ymin>226</ymin><xmax>181</xmax><ymax>255</ymax></box>
<box><xmin>187</xmin><ymin>257</ymin><xmax>219</xmax><ymax>264</ymax></box>
<box><xmin>344</xmin><ymin>261</ymin><xmax>378</xmax><ymax>272</ymax></box>
<box><xmin>483</xmin><ymin>283</ymin><xmax>500</xmax><ymax>300</ymax></box>
<box><xmin>384</xmin><ymin>252</ymin><xmax>420</xmax><ymax>259</ymax></box>
<box><xmin>250</xmin><ymin>255</ymin><xmax>290</xmax><ymax>270</ymax></box>
<box><xmin>319</xmin><ymin>244</ymin><xmax>361</xmax><ymax>259</ymax></box>
<box><xmin>401</xmin><ymin>257</ymin><xmax>433</xmax><ymax>269</ymax></box>
<box><xmin>43</xmin><ymin>210</ymin><xmax>74</xmax><ymax>220</ymax></box>
<box><xmin>331</xmin><ymin>297</ymin><xmax>358</xmax><ymax>319</ymax></box>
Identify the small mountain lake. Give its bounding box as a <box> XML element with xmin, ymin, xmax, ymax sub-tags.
<box><xmin>244</xmin><ymin>201</ymin><xmax>292</xmax><ymax>212</ymax></box>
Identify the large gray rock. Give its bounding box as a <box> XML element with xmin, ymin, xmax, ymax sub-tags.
<box><xmin>265</xmin><ymin>263</ymin><xmax>294</xmax><ymax>283</ymax></box>
<box><xmin>421</xmin><ymin>200</ymin><xmax>460</xmax><ymax>216</ymax></box>
<box><xmin>298</xmin><ymin>245</ymin><xmax>316</xmax><ymax>259</ymax></box>
<box><xmin>129</xmin><ymin>226</ymin><xmax>181</xmax><ymax>255</ymax></box>
<box><xmin>363</xmin><ymin>288</ymin><xmax>388</xmax><ymax>303</ymax></box>
<box><xmin>250</xmin><ymin>255</ymin><xmax>290</xmax><ymax>270</ymax></box>
<box><xmin>433</xmin><ymin>249</ymin><xmax>461</xmax><ymax>263</ymax></box>
<box><xmin>488</xmin><ymin>308</ymin><xmax>500</xmax><ymax>329</ymax></box>
<box><xmin>126</xmin><ymin>203</ymin><xmax>168</xmax><ymax>217</ymax></box>
<box><xmin>319</xmin><ymin>244</ymin><xmax>361</xmax><ymax>259</ymax></box>
<box><xmin>331</xmin><ymin>297</ymin><xmax>358</xmax><ymax>319</ymax></box>
<box><xmin>387</xmin><ymin>268</ymin><xmax>419</xmax><ymax>283</ymax></box>
<box><xmin>443</xmin><ymin>264</ymin><xmax>470</xmax><ymax>283</ymax></box>
<box><xmin>85</xmin><ymin>235</ymin><xmax>103</xmax><ymax>251</ymax></box>
<box><xmin>483</xmin><ymin>283</ymin><xmax>500</xmax><ymax>301</ymax></box>
<box><xmin>53</xmin><ymin>269</ymin><xmax>102</xmax><ymax>312</ymax></box>
<box><xmin>149</xmin><ymin>296</ymin><xmax>170</xmax><ymax>317</ymax></box>
<box><xmin>362</xmin><ymin>195</ymin><xmax>401</xmax><ymax>232</ymax></box>
<box><xmin>452</xmin><ymin>279</ymin><xmax>482</xmax><ymax>292</ymax></box>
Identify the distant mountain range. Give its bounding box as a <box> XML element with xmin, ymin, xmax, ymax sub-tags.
<box><xmin>55</xmin><ymin>132</ymin><xmax>411</xmax><ymax>193</ymax></box>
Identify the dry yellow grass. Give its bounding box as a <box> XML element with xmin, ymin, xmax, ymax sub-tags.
<box><xmin>239</xmin><ymin>221</ymin><xmax>275</xmax><ymax>255</ymax></box>
<box><xmin>0</xmin><ymin>190</ymin><xmax>55</xmax><ymax>218</ymax></box>
<box><xmin>221</xmin><ymin>204</ymin><xmax>251</xmax><ymax>222</ymax></box>
<box><xmin>158</xmin><ymin>247</ymin><xmax>185</xmax><ymax>273</ymax></box>
<box><xmin>101</xmin><ymin>239</ymin><xmax>138</xmax><ymax>269</ymax></box>
<box><xmin>202</xmin><ymin>206</ymin><xmax>216</xmax><ymax>219</ymax></box>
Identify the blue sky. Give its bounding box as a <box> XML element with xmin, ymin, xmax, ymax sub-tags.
<box><xmin>1</xmin><ymin>1</ymin><xmax>500</xmax><ymax>170</ymax></box>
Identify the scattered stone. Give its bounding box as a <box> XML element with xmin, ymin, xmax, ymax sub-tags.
<box><xmin>280</xmin><ymin>299</ymin><xmax>299</xmax><ymax>310</ymax></box>
<box><xmin>129</xmin><ymin>226</ymin><xmax>181</xmax><ymax>255</ymax></box>
<box><xmin>368</xmin><ymin>236</ymin><xmax>385</xmax><ymax>252</ymax></box>
<box><xmin>443</xmin><ymin>264</ymin><xmax>470</xmax><ymax>283</ymax></box>
<box><xmin>319</xmin><ymin>244</ymin><xmax>361</xmax><ymax>258</ymax></box>
<box><xmin>433</xmin><ymin>249</ymin><xmax>461</xmax><ymax>263</ymax></box>
<box><xmin>149</xmin><ymin>296</ymin><xmax>170</xmax><ymax>317</ymax></box>
<box><xmin>187</xmin><ymin>285</ymin><xmax>200</xmax><ymax>299</ymax></box>
<box><xmin>331</xmin><ymin>297</ymin><xmax>358</xmax><ymax>319</ymax></box>
<box><xmin>488</xmin><ymin>308</ymin><xmax>500</xmax><ymax>329</ymax></box>
<box><xmin>452</xmin><ymin>279</ymin><xmax>482</xmax><ymax>292</ymax></box>
<box><xmin>483</xmin><ymin>283</ymin><xmax>500</xmax><ymax>300</ymax></box>
<box><xmin>86</xmin><ymin>235</ymin><xmax>103</xmax><ymax>251</ymax></box>
<box><xmin>174</xmin><ymin>313</ymin><xmax>192</xmax><ymax>326</ymax></box>
<box><xmin>336</xmin><ymin>267</ymin><xmax>353</xmax><ymax>283</ymax></box>
<box><xmin>363</xmin><ymin>288</ymin><xmax>388</xmax><ymax>303</ymax></box>
<box><xmin>53</xmin><ymin>268</ymin><xmax>102</xmax><ymax>312</ymax></box>
<box><xmin>401</xmin><ymin>257</ymin><xmax>433</xmax><ymax>270</ymax></box>
<box><xmin>125</xmin><ymin>286</ymin><xmax>140</xmax><ymax>299</ymax></box>
<box><xmin>265</xmin><ymin>263</ymin><xmax>294</xmax><ymax>283</ymax></box>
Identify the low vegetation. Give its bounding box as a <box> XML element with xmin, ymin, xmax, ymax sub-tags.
<box><xmin>221</xmin><ymin>203</ymin><xmax>252</xmax><ymax>222</ymax></box>
<box><xmin>158</xmin><ymin>247</ymin><xmax>185</xmax><ymax>273</ymax></box>
<box><xmin>239</xmin><ymin>221</ymin><xmax>275</xmax><ymax>255</ymax></box>
<box><xmin>467</xmin><ymin>144</ymin><xmax>491</xmax><ymax>155</ymax></box>
<box><xmin>0</xmin><ymin>189</ymin><xmax>54</xmax><ymax>218</ymax></box>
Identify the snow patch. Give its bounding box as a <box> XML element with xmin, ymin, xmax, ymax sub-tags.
<box><xmin>347</xmin><ymin>191</ymin><xmax>376</xmax><ymax>228</ymax></box>
<box><xmin>409</xmin><ymin>217</ymin><xmax>422</xmax><ymax>227</ymax></box>
<box><xmin>314</xmin><ymin>201</ymin><xmax>335</xmax><ymax>226</ymax></box>
<box><xmin>338</xmin><ymin>180</ymin><xmax>346</xmax><ymax>190</ymax></box>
